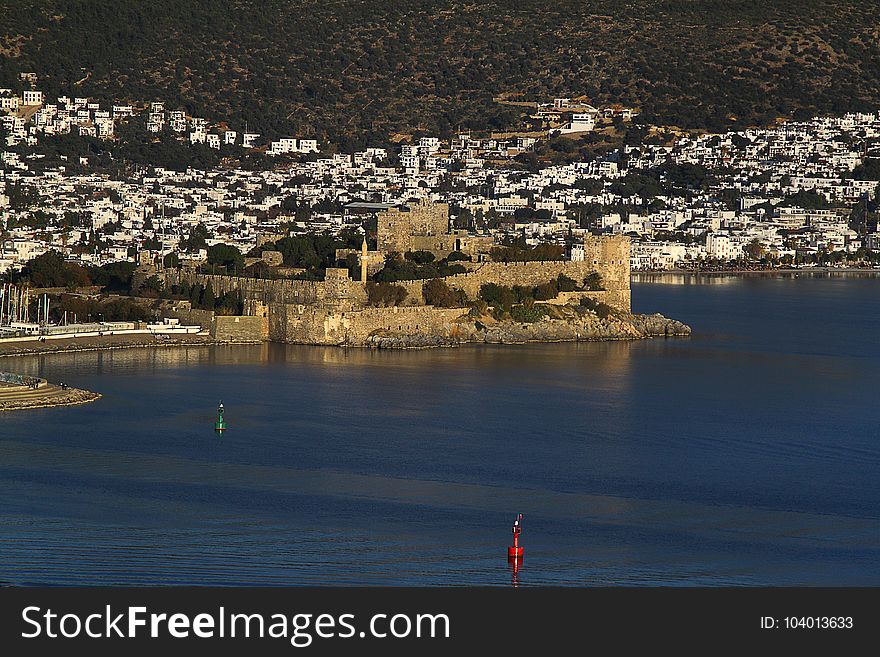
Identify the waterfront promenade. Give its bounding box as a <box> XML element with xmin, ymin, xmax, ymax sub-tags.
<box><xmin>0</xmin><ymin>333</ymin><xmax>222</xmax><ymax>359</ymax></box>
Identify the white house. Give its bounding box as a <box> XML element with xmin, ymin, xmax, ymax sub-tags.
<box><xmin>557</xmin><ymin>112</ymin><xmax>595</xmax><ymax>135</ymax></box>
<box><xmin>0</xmin><ymin>91</ymin><xmax>20</xmax><ymax>112</ymax></box>
<box><xmin>22</xmin><ymin>90</ymin><xmax>44</xmax><ymax>106</ymax></box>
<box><xmin>297</xmin><ymin>139</ymin><xmax>319</xmax><ymax>154</ymax></box>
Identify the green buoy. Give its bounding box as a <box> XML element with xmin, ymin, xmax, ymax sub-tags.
<box><xmin>214</xmin><ymin>401</ymin><xmax>227</xmax><ymax>434</ymax></box>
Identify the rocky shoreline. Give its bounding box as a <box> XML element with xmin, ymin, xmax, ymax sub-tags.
<box><xmin>365</xmin><ymin>308</ymin><xmax>691</xmax><ymax>349</ymax></box>
<box><xmin>0</xmin><ymin>308</ymin><xmax>690</xmax><ymax>354</ymax></box>
<box><xmin>0</xmin><ymin>385</ymin><xmax>102</xmax><ymax>412</ymax></box>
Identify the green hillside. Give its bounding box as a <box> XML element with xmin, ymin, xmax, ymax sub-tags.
<box><xmin>2</xmin><ymin>1</ymin><xmax>880</xmax><ymax>149</ymax></box>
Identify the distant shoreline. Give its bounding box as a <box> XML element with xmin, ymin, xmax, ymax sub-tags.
<box><xmin>632</xmin><ymin>267</ymin><xmax>880</xmax><ymax>278</ymax></box>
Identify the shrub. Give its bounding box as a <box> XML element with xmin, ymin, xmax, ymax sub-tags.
<box><xmin>595</xmin><ymin>302</ymin><xmax>614</xmax><ymax>319</ymax></box>
<box><xmin>422</xmin><ymin>278</ymin><xmax>468</xmax><ymax>307</ymax></box>
<box><xmin>579</xmin><ymin>296</ymin><xmax>613</xmax><ymax>318</ymax></box>
<box><xmin>404</xmin><ymin>250</ymin><xmax>436</xmax><ymax>264</ymax></box>
<box><xmin>510</xmin><ymin>304</ymin><xmax>550</xmax><ymax>323</ymax></box>
<box><xmin>557</xmin><ymin>273</ymin><xmax>578</xmax><ymax>292</ymax></box>
<box><xmin>584</xmin><ymin>272</ymin><xmax>604</xmax><ymax>290</ymax></box>
<box><xmin>533</xmin><ymin>281</ymin><xmax>559</xmax><ymax>300</ymax></box>
<box><xmin>479</xmin><ymin>282</ymin><xmax>518</xmax><ymax>311</ymax></box>
<box><xmin>366</xmin><ymin>282</ymin><xmax>408</xmax><ymax>306</ymax></box>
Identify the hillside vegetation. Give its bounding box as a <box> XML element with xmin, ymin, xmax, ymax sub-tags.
<box><xmin>2</xmin><ymin>1</ymin><xmax>880</xmax><ymax>148</ymax></box>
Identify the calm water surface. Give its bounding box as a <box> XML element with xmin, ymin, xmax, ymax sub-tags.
<box><xmin>1</xmin><ymin>274</ymin><xmax>878</xmax><ymax>585</ymax></box>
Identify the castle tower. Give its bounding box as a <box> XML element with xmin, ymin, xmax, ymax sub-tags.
<box><xmin>361</xmin><ymin>237</ymin><xmax>368</xmax><ymax>283</ymax></box>
<box><xmin>582</xmin><ymin>234</ymin><xmax>631</xmax><ymax>312</ymax></box>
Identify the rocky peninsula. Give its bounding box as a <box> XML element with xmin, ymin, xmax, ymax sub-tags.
<box><xmin>364</xmin><ymin>304</ymin><xmax>691</xmax><ymax>349</ymax></box>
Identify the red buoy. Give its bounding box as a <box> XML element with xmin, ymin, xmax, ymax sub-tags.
<box><xmin>507</xmin><ymin>513</ymin><xmax>524</xmax><ymax>559</ymax></box>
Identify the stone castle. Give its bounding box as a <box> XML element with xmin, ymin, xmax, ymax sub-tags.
<box><xmin>163</xmin><ymin>202</ymin><xmax>631</xmax><ymax>346</ymax></box>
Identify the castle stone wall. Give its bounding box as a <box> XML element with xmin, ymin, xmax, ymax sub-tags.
<box><xmin>164</xmin><ymin>270</ymin><xmax>368</xmax><ymax>308</ymax></box>
<box><xmin>394</xmin><ymin>254</ymin><xmax>631</xmax><ymax>312</ymax></box>
<box><xmin>377</xmin><ymin>200</ymin><xmax>455</xmax><ymax>254</ymax></box>
<box><xmin>269</xmin><ymin>304</ymin><xmax>466</xmax><ymax>346</ymax></box>
<box><xmin>211</xmin><ymin>315</ymin><xmax>263</xmax><ymax>341</ymax></box>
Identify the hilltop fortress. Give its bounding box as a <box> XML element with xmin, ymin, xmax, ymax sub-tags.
<box><xmin>162</xmin><ymin>202</ymin><xmax>684</xmax><ymax>347</ymax></box>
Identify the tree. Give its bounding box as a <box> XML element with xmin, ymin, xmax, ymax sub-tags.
<box><xmin>583</xmin><ymin>272</ymin><xmax>604</xmax><ymax>291</ymax></box>
<box><xmin>366</xmin><ymin>282</ymin><xmax>408</xmax><ymax>307</ymax></box>
<box><xmin>556</xmin><ymin>273</ymin><xmax>578</xmax><ymax>292</ymax></box>
<box><xmin>743</xmin><ymin>238</ymin><xmax>766</xmax><ymax>260</ymax></box>
<box><xmin>19</xmin><ymin>251</ymin><xmax>91</xmax><ymax>288</ymax></box>
<box><xmin>532</xmin><ymin>281</ymin><xmax>559</xmax><ymax>300</ymax></box>
<box><xmin>207</xmin><ymin>243</ymin><xmax>245</xmax><ymax>273</ymax></box>
<box><xmin>404</xmin><ymin>250</ymin><xmax>435</xmax><ymax>264</ymax></box>
<box><xmin>200</xmin><ymin>282</ymin><xmax>216</xmax><ymax>309</ymax></box>
<box><xmin>181</xmin><ymin>222</ymin><xmax>210</xmax><ymax>252</ymax></box>
<box><xmin>422</xmin><ymin>279</ymin><xmax>467</xmax><ymax>307</ymax></box>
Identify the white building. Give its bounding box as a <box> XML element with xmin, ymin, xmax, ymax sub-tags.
<box><xmin>706</xmin><ymin>233</ymin><xmax>736</xmax><ymax>260</ymax></box>
<box><xmin>22</xmin><ymin>90</ymin><xmax>44</xmax><ymax>106</ymax></box>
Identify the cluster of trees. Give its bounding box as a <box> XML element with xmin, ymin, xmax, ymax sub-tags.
<box><xmin>365</xmin><ymin>282</ymin><xmax>408</xmax><ymax>307</ymax></box>
<box><xmin>373</xmin><ymin>252</ymin><xmax>467</xmax><ymax>282</ymax></box>
<box><xmin>850</xmin><ymin>158</ymin><xmax>880</xmax><ymax>180</ymax></box>
<box><xmin>478</xmin><ymin>272</ymin><xmax>595</xmax><ymax>312</ymax></box>
<box><xmin>159</xmin><ymin>280</ymin><xmax>243</xmax><ymax>314</ymax></box>
<box><xmin>480</xmin><ymin>274</ymin><xmax>588</xmax><ymax>312</ymax></box>
<box><xmin>778</xmin><ymin>190</ymin><xmax>831</xmax><ymax>210</ymax></box>
<box><xmin>49</xmin><ymin>294</ymin><xmax>151</xmax><ymax>323</ymax></box>
<box><xmin>3</xmin><ymin>182</ymin><xmax>41</xmax><ymax>210</ymax></box>
<box><xmin>12</xmin><ymin>251</ymin><xmax>144</xmax><ymax>293</ymax></box>
<box><xmin>608</xmin><ymin>161</ymin><xmax>713</xmax><ymax>201</ymax></box>
<box><xmin>16</xmin><ymin>251</ymin><xmax>92</xmax><ymax>288</ymax></box>
<box><xmin>422</xmin><ymin>278</ymin><xmax>468</xmax><ymax>307</ymax></box>
<box><xmin>247</xmin><ymin>230</ymin><xmax>363</xmax><ymax>276</ymax></box>
<box><xmin>475</xmin><ymin>271</ymin><xmax>605</xmax><ymax>321</ymax></box>
<box><xmin>205</xmin><ymin>243</ymin><xmax>245</xmax><ymax>274</ymax></box>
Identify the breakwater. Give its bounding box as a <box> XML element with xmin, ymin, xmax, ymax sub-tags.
<box><xmin>0</xmin><ymin>372</ymin><xmax>101</xmax><ymax>412</ymax></box>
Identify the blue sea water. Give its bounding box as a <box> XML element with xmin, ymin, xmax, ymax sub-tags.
<box><xmin>1</xmin><ymin>274</ymin><xmax>878</xmax><ymax>585</ymax></box>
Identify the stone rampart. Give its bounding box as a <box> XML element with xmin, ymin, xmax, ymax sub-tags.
<box><xmin>396</xmin><ymin>258</ymin><xmax>631</xmax><ymax>311</ymax></box>
<box><xmin>164</xmin><ymin>270</ymin><xmax>367</xmax><ymax>308</ymax></box>
<box><xmin>212</xmin><ymin>315</ymin><xmax>264</xmax><ymax>341</ymax></box>
<box><xmin>269</xmin><ymin>303</ymin><xmax>467</xmax><ymax>346</ymax></box>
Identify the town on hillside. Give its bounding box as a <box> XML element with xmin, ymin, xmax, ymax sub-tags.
<box><xmin>2</xmin><ymin>78</ymin><xmax>880</xmax><ymax>292</ymax></box>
